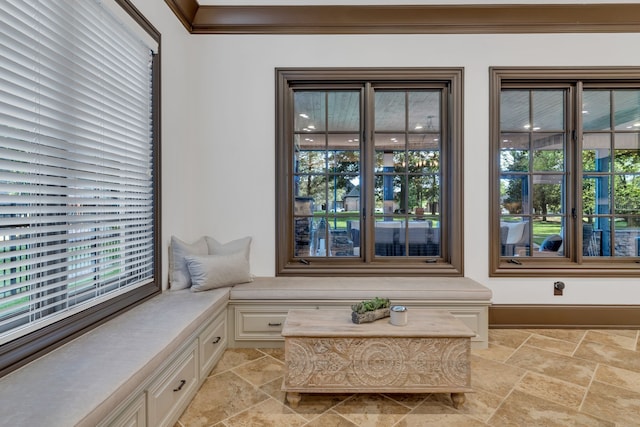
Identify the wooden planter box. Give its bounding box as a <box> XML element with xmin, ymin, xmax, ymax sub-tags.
<box><xmin>351</xmin><ymin>308</ymin><xmax>390</xmax><ymax>324</ymax></box>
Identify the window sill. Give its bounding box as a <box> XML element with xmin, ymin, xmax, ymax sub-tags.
<box><xmin>491</xmin><ymin>259</ymin><xmax>640</xmax><ymax>277</ymax></box>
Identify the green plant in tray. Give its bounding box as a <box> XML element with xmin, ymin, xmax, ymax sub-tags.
<box><xmin>351</xmin><ymin>297</ymin><xmax>391</xmax><ymax>314</ymax></box>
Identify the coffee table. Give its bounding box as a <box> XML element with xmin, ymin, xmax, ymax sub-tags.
<box><xmin>281</xmin><ymin>308</ymin><xmax>474</xmax><ymax>408</ymax></box>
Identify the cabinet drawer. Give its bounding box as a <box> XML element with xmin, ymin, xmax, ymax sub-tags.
<box><xmin>147</xmin><ymin>341</ymin><xmax>198</xmax><ymax>427</ymax></box>
<box><xmin>200</xmin><ymin>311</ymin><xmax>227</xmax><ymax>377</ymax></box>
<box><xmin>235</xmin><ymin>309</ymin><xmax>288</xmax><ymax>341</ymax></box>
<box><xmin>98</xmin><ymin>393</ymin><xmax>146</xmax><ymax>427</ymax></box>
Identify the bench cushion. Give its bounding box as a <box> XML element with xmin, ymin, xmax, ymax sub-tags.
<box><xmin>230</xmin><ymin>277</ymin><xmax>492</xmax><ymax>301</ymax></box>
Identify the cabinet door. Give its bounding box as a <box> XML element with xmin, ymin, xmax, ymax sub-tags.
<box><xmin>200</xmin><ymin>310</ymin><xmax>227</xmax><ymax>377</ymax></box>
<box><xmin>98</xmin><ymin>393</ymin><xmax>146</xmax><ymax>427</ymax></box>
<box><xmin>147</xmin><ymin>341</ymin><xmax>198</xmax><ymax>427</ymax></box>
<box><xmin>235</xmin><ymin>308</ymin><xmax>288</xmax><ymax>341</ymax></box>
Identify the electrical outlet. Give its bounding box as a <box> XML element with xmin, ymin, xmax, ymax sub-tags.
<box><xmin>554</xmin><ymin>281</ymin><xmax>565</xmax><ymax>296</ymax></box>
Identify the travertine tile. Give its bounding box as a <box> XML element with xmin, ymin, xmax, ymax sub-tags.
<box><xmin>488</xmin><ymin>389</ymin><xmax>613</xmax><ymax>426</ymax></box>
<box><xmin>178</xmin><ymin>371</ymin><xmax>269</xmax><ymax>426</ymax></box>
<box><xmin>525</xmin><ymin>333</ymin><xmax>579</xmax><ymax>355</ymax></box>
<box><xmin>488</xmin><ymin>329</ymin><xmax>531</xmax><ymax>349</ymax></box>
<box><xmin>594</xmin><ymin>364</ymin><xmax>640</xmax><ymax>393</ymax></box>
<box><xmin>287</xmin><ymin>393</ymin><xmax>352</xmax><ymax>420</ymax></box>
<box><xmin>515</xmin><ymin>372</ymin><xmax>586</xmax><ymax>410</ymax></box>
<box><xmin>259</xmin><ymin>376</ymin><xmax>287</xmax><ymax>401</ymax></box>
<box><xmin>506</xmin><ymin>345</ymin><xmax>597</xmax><ymax>387</ymax></box>
<box><xmin>258</xmin><ymin>347</ymin><xmax>286</xmax><ymax>362</ymax></box>
<box><xmin>428</xmin><ymin>388</ymin><xmax>503</xmax><ymax>423</ymax></box>
<box><xmin>394</xmin><ymin>398</ymin><xmax>488</xmax><ymax>427</ymax></box>
<box><xmin>232</xmin><ymin>355</ymin><xmax>285</xmax><ymax>386</ymax></box>
<box><xmin>524</xmin><ymin>329</ymin><xmax>586</xmax><ymax>343</ymax></box>
<box><xmin>210</xmin><ymin>348</ymin><xmax>266</xmax><ymax>375</ymax></box>
<box><xmin>470</xmin><ymin>355</ymin><xmax>526</xmax><ymax>397</ymax></box>
<box><xmin>224</xmin><ymin>397</ymin><xmax>307</xmax><ymax>427</ymax></box>
<box><xmin>304</xmin><ymin>410</ymin><xmax>359</xmax><ymax>427</ymax></box>
<box><xmin>260</xmin><ymin>377</ymin><xmax>351</xmax><ymax>420</ymax></box>
<box><xmin>583</xmin><ymin>330</ymin><xmax>637</xmax><ymax>351</ymax></box>
<box><xmin>332</xmin><ymin>393</ymin><xmax>412</xmax><ymax>427</ymax></box>
<box><xmin>574</xmin><ymin>340</ymin><xmax>640</xmax><ymax>373</ymax></box>
<box><xmin>597</xmin><ymin>329</ymin><xmax>638</xmax><ymax>339</ymax></box>
<box><xmin>471</xmin><ymin>342</ymin><xmax>517</xmax><ymax>362</ymax></box>
<box><xmin>581</xmin><ymin>380</ymin><xmax>640</xmax><ymax>426</ymax></box>
<box><xmin>381</xmin><ymin>392</ymin><xmax>429</xmax><ymax>409</ymax></box>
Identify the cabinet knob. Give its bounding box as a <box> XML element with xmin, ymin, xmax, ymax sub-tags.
<box><xmin>212</xmin><ymin>336</ymin><xmax>221</xmax><ymax>344</ymax></box>
<box><xmin>268</xmin><ymin>322</ymin><xmax>282</xmax><ymax>327</ymax></box>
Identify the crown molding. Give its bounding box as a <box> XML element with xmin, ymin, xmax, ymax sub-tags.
<box><xmin>165</xmin><ymin>1</ymin><xmax>640</xmax><ymax>34</ymax></box>
<box><xmin>165</xmin><ymin>0</ymin><xmax>199</xmax><ymax>32</ymax></box>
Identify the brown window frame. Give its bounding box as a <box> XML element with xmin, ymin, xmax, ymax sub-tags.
<box><xmin>490</xmin><ymin>67</ymin><xmax>640</xmax><ymax>277</ymax></box>
<box><xmin>275</xmin><ymin>68</ymin><xmax>464</xmax><ymax>276</ymax></box>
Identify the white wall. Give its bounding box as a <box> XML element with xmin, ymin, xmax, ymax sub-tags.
<box><xmin>134</xmin><ymin>1</ymin><xmax>640</xmax><ymax>303</ymax></box>
<box><xmin>129</xmin><ymin>0</ymin><xmax>198</xmax><ymax>291</ymax></box>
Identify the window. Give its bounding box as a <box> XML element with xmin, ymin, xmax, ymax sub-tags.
<box><xmin>0</xmin><ymin>0</ymin><xmax>160</xmax><ymax>376</ymax></box>
<box><xmin>490</xmin><ymin>68</ymin><xmax>640</xmax><ymax>276</ymax></box>
<box><xmin>276</xmin><ymin>69</ymin><xmax>463</xmax><ymax>276</ymax></box>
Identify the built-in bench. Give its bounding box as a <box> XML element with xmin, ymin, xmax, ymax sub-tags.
<box><xmin>0</xmin><ymin>288</ymin><xmax>229</xmax><ymax>427</ymax></box>
<box><xmin>0</xmin><ymin>276</ymin><xmax>491</xmax><ymax>427</ymax></box>
<box><xmin>228</xmin><ymin>276</ymin><xmax>492</xmax><ymax>350</ymax></box>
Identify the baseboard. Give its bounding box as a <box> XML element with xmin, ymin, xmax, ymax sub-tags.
<box><xmin>489</xmin><ymin>305</ymin><xmax>640</xmax><ymax>329</ymax></box>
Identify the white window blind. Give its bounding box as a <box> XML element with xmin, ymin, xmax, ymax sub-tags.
<box><xmin>0</xmin><ymin>0</ymin><xmax>156</xmax><ymax>344</ymax></box>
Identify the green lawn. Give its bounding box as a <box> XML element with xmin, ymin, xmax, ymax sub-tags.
<box><xmin>532</xmin><ymin>221</ymin><xmax>562</xmax><ymax>245</ymax></box>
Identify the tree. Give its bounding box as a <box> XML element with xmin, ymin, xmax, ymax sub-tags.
<box><xmin>501</xmin><ymin>150</ymin><xmax>528</xmax><ymax>215</ymax></box>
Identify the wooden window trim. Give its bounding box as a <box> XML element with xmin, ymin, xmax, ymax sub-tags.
<box><xmin>165</xmin><ymin>1</ymin><xmax>640</xmax><ymax>35</ymax></box>
<box><xmin>489</xmin><ymin>67</ymin><xmax>640</xmax><ymax>278</ymax></box>
<box><xmin>276</xmin><ymin>68</ymin><xmax>464</xmax><ymax>277</ymax></box>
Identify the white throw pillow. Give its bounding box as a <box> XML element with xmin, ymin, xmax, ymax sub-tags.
<box><xmin>169</xmin><ymin>236</ymin><xmax>208</xmax><ymax>290</ymax></box>
<box><xmin>205</xmin><ymin>236</ymin><xmax>251</xmax><ymax>260</ymax></box>
<box><xmin>186</xmin><ymin>251</ymin><xmax>253</xmax><ymax>292</ymax></box>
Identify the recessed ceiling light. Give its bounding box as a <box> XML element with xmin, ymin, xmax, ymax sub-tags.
<box><xmin>415</xmin><ymin>125</ymin><xmax>423</xmax><ymax>130</ymax></box>
<box><xmin>299</xmin><ymin>113</ymin><xmax>309</xmax><ymax>119</ymax></box>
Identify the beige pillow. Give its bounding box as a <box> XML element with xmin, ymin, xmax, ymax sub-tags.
<box><xmin>205</xmin><ymin>236</ymin><xmax>252</xmax><ymax>260</ymax></box>
<box><xmin>169</xmin><ymin>236</ymin><xmax>208</xmax><ymax>290</ymax></box>
<box><xmin>186</xmin><ymin>251</ymin><xmax>252</xmax><ymax>292</ymax></box>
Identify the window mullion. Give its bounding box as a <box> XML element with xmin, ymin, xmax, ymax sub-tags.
<box><xmin>571</xmin><ymin>83</ymin><xmax>583</xmax><ymax>262</ymax></box>
<box><xmin>362</xmin><ymin>84</ymin><xmax>372</xmax><ymax>262</ymax></box>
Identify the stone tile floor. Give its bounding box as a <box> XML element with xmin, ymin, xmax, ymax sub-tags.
<box><xmin>176</xmin><ymin>329</ymin><xmax>640</xmax><ymax>426</ymax></box>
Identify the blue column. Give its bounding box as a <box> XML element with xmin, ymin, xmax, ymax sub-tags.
<box><xmin>595</xmin><ymin>151</ymin><xmax>611</xmax><ymax>256</ymax></box>
<box><xmin>383</xmin><ymin>152</ymin><xmax>394</xmax><ymax>221</ymax></box>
